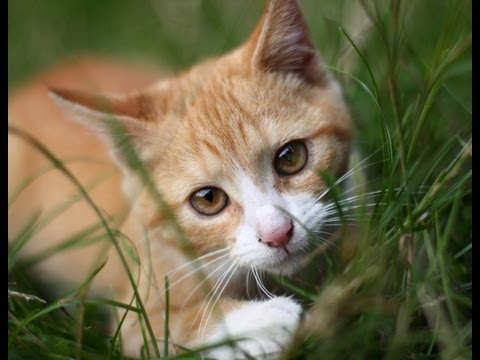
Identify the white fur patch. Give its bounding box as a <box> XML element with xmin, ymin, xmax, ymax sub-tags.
<box><xmin>230</xmin><ymin>172</ymin><xmax>328</xmax><ymax>275</ymax></box>
<box><xmin>207</xmin><ymin>297</ymin><xmax>302</xmax><ymax>359</ymax></box>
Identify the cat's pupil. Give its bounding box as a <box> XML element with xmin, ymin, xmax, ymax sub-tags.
<box><xmin>279</xmin><ymin>146</ymin><xmax>296</xmax><ymax>163</ymax></box>
<box><xmin>203</xmin><ymin>189</ymin><xmax>214</xmax><ymax>203</ymax></box>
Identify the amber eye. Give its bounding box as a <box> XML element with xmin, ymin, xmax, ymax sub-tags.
<box><xmin>190</xmin><ymin>187</ymin><xmax>229</xmax><ymax>216</ymax></box>
<box><xmin>274</xmin><ymin>140</ymin><xmax>308</xmax><ymax>176</ymax></box>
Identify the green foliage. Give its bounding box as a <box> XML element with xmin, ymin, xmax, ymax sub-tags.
<box><xmin>9</xmin><ymin>0</ymin><xmax>471</xmax><ymax>358</ymax></box>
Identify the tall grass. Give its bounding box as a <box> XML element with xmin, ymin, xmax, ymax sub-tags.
<box><xmin>8</xmin><ymin>0</ymin><xmax>471</xmax><ymax>359</ymax></box>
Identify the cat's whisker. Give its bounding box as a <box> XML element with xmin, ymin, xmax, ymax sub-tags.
<box><xmin>200</xmin><ymin>263</ymin><xmax>240</xmax><ymax>346</ymax></box>
<box><xmin>166</xmin><ymin>249</ymin><xmax>228</xmax><ymax>277</ymax></box>
<box><xmin>317</xmin><ymin>153</ymin><xmax>380</xmax><ymax>201</ymax></box>
<box><xmin>313</xmin><ymin>229</ymin><xmax>336</xmax><ymax>236</ymax></box>
<box><xmin>310</xmin><ymin>235</ymin><xmax>338</xmax><ymax>247</ymax></box>
<box><xmin>321</xmin><ymin>220</ymin><xmax>358</xmax><ymax>228</ymax></box>
<box><xmin>308</xmin><ymin>233</ymin><xmax>338</xmax><ymax>248</ymax></box>
<box><xmin>167</xmin><ymin>253</ymin><xmax>231</xmax><ymax>290</ymax></box>
<box><xmin>319</xmin><ymin>224</ymin><xmax>352</xmax><ymax>229</ymax></box>
<box><xmin>180</xmin><ymin>259</ymin><xmax>232</xmax><ymax>311</ymax></box>
<box><xmin>245</xmin><ymin>267</ymin><xmax>252</xmax><ymax>300</ymax></box>
<box><xmin>251</xmin><ymin>266</ymin><xmax>274</xmax><ymax>299</ymax></box>
<box><xmin>259</xmin><ymin>268</ymin><xmax>274</xmax><ymax>293</ymax></box>
<box><xmin>166</xmin><ymin>248</ymin><xmax>229</xmax><ymax>277</ymax></box>
<box><xmin>196</xmin><ymin>262</ymin><xmax>237</xmax><ymax>321</ymax></box>
<box><xmin>322</xmin><ymin>219</ymin><xmax>358</xmax><ymax>225</ymax></box>
<box><xmin>198</xmin><ymin>262</ymin><xmax>239</xmax><ymax>344</ymax></box>
<box><xmin>186</xmin><ymin>262</ymin><xmax>236</xmax><ymax>341</ymax></box>
<box><xmin>323</xmin><ymin>191</ymin><xmax>384</xmax><ymax>205</ymax></box>
<box><xmin>322</xmin><ymin>209</ymin><xmax>371</xmax><ymax>217</ymax></box>
<box><xmin>317</xmin><ymin>176</ymin><xmax>429</xmax><ymax>218</ymax></box>
<box><xmin>319</xmin><ymin>190</ymin><xmax>386</xmax><ymax>209</ymax></box>
<box><xmin>287</xmin><ymin>211</ymin><xmax>327</xmax><ymax>245</ymax></box>
<box><xmin>321</xmin><ymin>201</ymin><xmax>385</xmax><ymax>217</ymax></box>
<box><xmin>320</xmin><ymin>185</ymin><xmax>430</xmax><ymax>207</ymax></box>
<box><xmin>144</xmin><ymin>249</ymin><xmax>228</xmax><ymax>293</ymax></box>
<box><xmin>321</xmin><ymin>214</ymin><xmax>374</xmax><ymax>222</ymax></box>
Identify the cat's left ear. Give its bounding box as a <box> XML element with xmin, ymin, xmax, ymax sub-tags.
<box><xmin>48</xmin><ymin>87</ymin><xmax>156</xmax><ymax>166</ymax></box>
<box><xmin>246</xmin><ymin>0</ymin><xmax>326</xmax><ymax>85</ymax></box>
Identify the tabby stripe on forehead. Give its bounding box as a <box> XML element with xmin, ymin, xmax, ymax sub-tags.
<box><xmin>237</xmin><ymin>120</ymin><xmax>248</xmax><ymax>143</ymax></box>
<box><xmin>311</xmin><ymin>125</ymin><xmax>352</xmax><ymax>141</ymax></box>
<box><xmin>226</xmin><ymin>90</ymin><xmax>255</xmax><ymax>120</ymax></box>
<box><xmin>203</xmin><ymin>141</ymin><xmax>222</xmax><ymax>157</ymax></box>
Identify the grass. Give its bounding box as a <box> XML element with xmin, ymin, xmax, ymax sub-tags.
<box><xmin>8</xmin><ymin>0</ymin><xmax>471</xmax><ymax>359</ymax></box>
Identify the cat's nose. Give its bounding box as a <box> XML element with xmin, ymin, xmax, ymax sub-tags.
<box><xmin>260</xmin><ymin>221</ymin><xmax>293</xmax><ymax>248</ymax></box>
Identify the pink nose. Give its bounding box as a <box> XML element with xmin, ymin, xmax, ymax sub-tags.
<box><xmin>260</xmin><ymin>222</ymin><xmax>293</xmax><ymax>248</ymax></box>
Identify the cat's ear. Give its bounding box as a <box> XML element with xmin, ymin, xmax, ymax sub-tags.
<box><xmin>246</xmin><ymin>0</ymin><xmax>326</xmax><ymax>85</ymax></box>
<box><xmin>48</xmin><ymin>87</ymin><xmax>155</xmax><ymax>167</ymax></box>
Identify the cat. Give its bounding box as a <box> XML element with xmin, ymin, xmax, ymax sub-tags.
<box><xmin>8</xmin><ymin>0</ymin><xmax>355</xmax><ymax>358</ymax></box>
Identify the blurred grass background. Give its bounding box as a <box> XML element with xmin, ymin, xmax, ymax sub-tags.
<box><xmin>8</xmin><ymin>0</ymin><xmax>471</xmax><ymax>359</ymax></box>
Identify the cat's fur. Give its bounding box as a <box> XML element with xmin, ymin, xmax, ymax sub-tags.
<box><xmin>8</xmin><ymin>0</ymin><xmax>354</xmax><ymax>358</ymax></box>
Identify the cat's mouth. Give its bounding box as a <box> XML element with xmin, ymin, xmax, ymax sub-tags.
<box><xmin>280</xmin><ymin>244</ymin><xmax>291</xmax><ymax>256</ymax></box>
<box><xmin>262</xmin><ymin>244</ymin><xmax>307</xmax><ymax>275</ymax></box>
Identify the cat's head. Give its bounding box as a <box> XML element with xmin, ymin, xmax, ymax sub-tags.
<box><xmin>50</xmin><ymin>0</ymin><xmax>353</xmax><ymax>275</ymax></box>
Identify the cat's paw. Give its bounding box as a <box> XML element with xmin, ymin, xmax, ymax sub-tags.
<box><xmin>207</xmin><ymin>297</ymin><xmax>302</xmax><ymax>360</ymax></box>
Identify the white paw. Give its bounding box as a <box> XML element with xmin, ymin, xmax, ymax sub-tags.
<box><xmin>207</xmin><ymin>297</ymin><xmax>302</xmax><ymax>359</ymax></box>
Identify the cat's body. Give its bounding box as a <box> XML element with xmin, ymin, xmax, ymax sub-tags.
<box><xmin>8</xmin><ymin>58</ymin><xmax>159</xmax><ymax>290</ymax></box>
<box><xmin>8</xmin><ymin>1</ymin><xmax>355</xmax><ymax>358</ymax></box>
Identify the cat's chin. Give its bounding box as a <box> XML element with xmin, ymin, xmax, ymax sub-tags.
<box><xmin>255</xmin><ymin>250</ymin><xmax>306</xmax><ymax>276</ymax></box>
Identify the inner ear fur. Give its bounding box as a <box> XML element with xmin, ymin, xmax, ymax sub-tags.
<box><xmin>48</xmin><ymin>86</ymin><xmax>159</xmax><ymax>170</ymax></box>
<box><xmin>48</xmin><ymin>87</ymin><xmax>157</xmax><ymax>122</ymax></box>
<box><xmin>246</xmin><ymin>0</ymin><xmax>327</xmax><ymax>85</ymax></box>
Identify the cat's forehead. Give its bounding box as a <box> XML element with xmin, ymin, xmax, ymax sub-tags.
<box><xmin>149</xmin><ymin>66</ymin><xmax>352</xmax><ymax>186</ymax></box>
<box><xmin>183</xmin><ymin>73</ymin><xmax>350</xmax><ymax>151</ymax></box>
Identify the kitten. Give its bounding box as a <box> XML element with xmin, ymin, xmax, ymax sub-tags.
<box><xmin>8</xmin><ymin>0</ymin><xmax>354</xmax><ymax>358</ymax></box>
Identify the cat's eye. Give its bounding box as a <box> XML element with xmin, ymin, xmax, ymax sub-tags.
<box><xmin>274</xmin><ymin>140</ymin><xmax>308</xmax><ymax>176</ymax></box>
<box><xmin>190</xmin><ymin>187</ymin><xmax>229</xmax><ymax>216</ymax></box>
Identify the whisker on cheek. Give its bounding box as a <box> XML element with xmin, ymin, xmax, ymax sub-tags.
<box><xmin>166</xmin><ymin>248</ymin><xmax>230</xmax><ymax>277</ymax></box>
<box><xmin>167</xmin><ymin>253</ymin><xmax>231</xmax><ymax>290</ymax></box>
<box><xmin>180</xmin><ymin>259</ymin><xmax>232</xmax><ymax>311</ymax></box>
<box><xmin>251</xmin><ymin>266</ymin><xmax>274</xmax><ymax>299</ymax></box>
<box><xmin>184</xmin><ymin>261</ymin><xmax>237</xmax><ymax>341</ymax></box>
<box><xmin>198</xmin><ymin>262</ymin><xmax>240</xmax><ymax>345</ymax></box>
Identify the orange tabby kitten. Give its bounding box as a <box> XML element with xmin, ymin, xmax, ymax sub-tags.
<box><xmin>8</xmin><ymin>0</ymin><xmax>354</xmax><ymax>358</ymax></box>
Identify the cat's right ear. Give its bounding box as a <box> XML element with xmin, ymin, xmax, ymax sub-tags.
<box><xmin>48</xmin><ymin>87</ymin><xmax>155</xmax><ymax>167</ymax></box>
<box><xmin>245</xmin><ymin>0</ymin><xmax>327</xmax><ymax>85</ymax></box>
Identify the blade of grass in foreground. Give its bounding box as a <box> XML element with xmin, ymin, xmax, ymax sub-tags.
<box><xmin>329</xmin><ymin>66</ymin><xmax>394</xmax><ymax>174</ymax></box>
<box><xmin>164</xmin><ymin>276</ymin><xmax>170</xmax><ymax>357</ymax></box>
<box><xmin>8</xmin><ymin>211</ymin><xmax>42</xmax><ymax>273</ymax></box>
<box><xmin>8</xmin><ymin>156</ymin><xmax>111</xmax><ymax>207</ymax></box>
<box><xmin>8</xmin><ymin>125</ymin><xmax>162</xmax><ymax>358</ymax></box>
<box><xmin>338</xmin><ymin>26</ymin><xmax>379</xmax><ymax>101</ymax></box>
<box><xmin>18</xmin><ymin>222</ymin><xmax>110</xmax><ymax>270</ymax></box>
